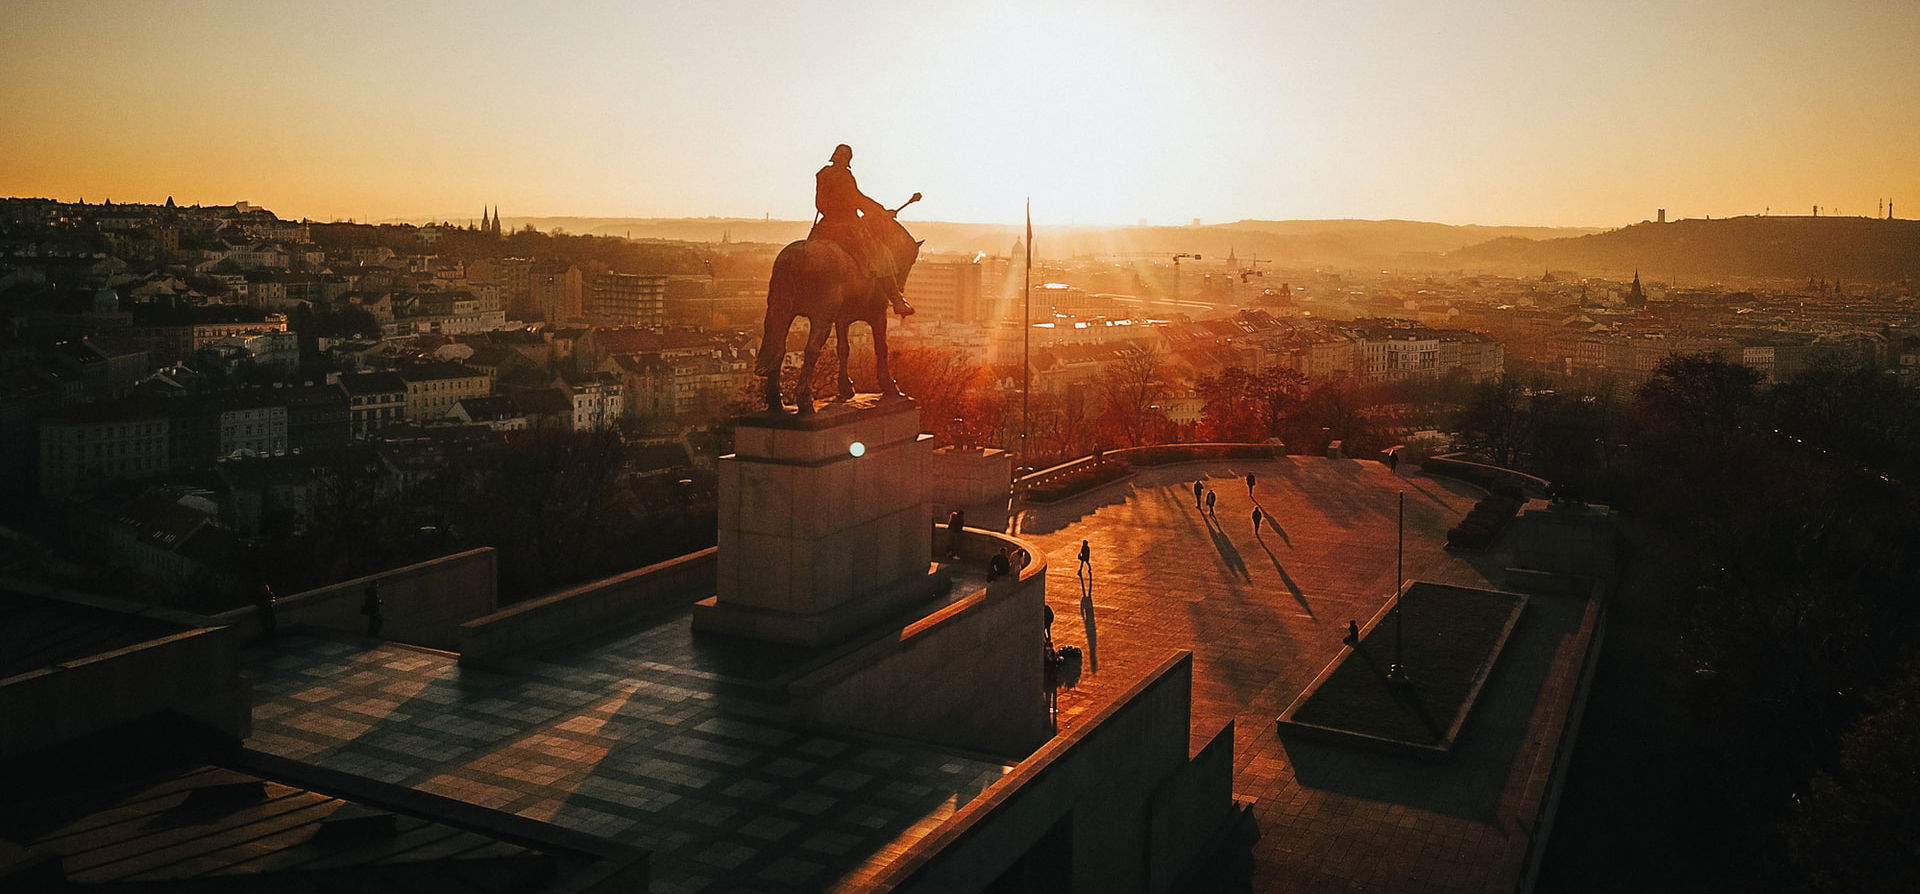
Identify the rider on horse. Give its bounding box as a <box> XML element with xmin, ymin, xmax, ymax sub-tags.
<box><xmin>812</xmin><ymin>144</ymin><xmax>915</xmax><ymax>317</ymax></box>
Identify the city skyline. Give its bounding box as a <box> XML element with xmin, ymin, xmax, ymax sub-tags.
<box><xmin>4</xmin><ymin>0</ymin><xmax>1917</xmax><ymax>228</ymax></box>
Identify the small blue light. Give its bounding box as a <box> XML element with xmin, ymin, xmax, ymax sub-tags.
<box><xmin>849</xmin><ymin>441</ymin><xmax>866</xmax><ymax>457</ymax></box>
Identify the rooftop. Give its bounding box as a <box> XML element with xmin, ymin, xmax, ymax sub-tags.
<box><xmin>245</xmin><ymin>571</ymin><xmax>1010</xmax><ymax>894</ymax></box>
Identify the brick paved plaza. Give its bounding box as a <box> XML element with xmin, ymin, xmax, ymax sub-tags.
<box><xmin>1023</xmin><ymin>457</ymin><xmax>1600</xmax><ymax>894</ymax></box>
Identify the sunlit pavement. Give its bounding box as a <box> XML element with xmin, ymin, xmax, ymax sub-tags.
<box><xmin>1020</xmin><ymin>457</ymin><xmax>1600</xmax><ymax>894</ymax></box>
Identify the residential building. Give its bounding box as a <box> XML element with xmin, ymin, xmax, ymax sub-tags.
<box><xmin>396</xmin><ymin>362</ymin><xmax>492</xmax><ymax>422</ymax></box>
<box><xmin>338</xmin><ymin>371</ymin><xmax>407</xmax><ymax>439</ymax></box>
<box><xmin>903</xmin><ymin>259</ymin><xmax>984</xmax><ymax>324</ymax></box>
<box><xmin>561</xmin><ymin>373</ymin><xmax>624</xmax><ymax>431</ymax></box>
<box><xmin>285</xmin><ymin>383</ymin><xmax>351</xmax><ymax>451</ymax></box>
<box><xmin>529</xmin><ymin>260</ymin><xmax>583</xmax><ymax>323</ymax></box>
<box><xmin>588</xmin><ymin>273</ymin><xmax>667</xmax><ymax>329</ymax></box>
<box><xmin>446</xmin><ymin>396</ymin><xmax>530</xmax><ymax>431</ymax></box>
<box><xmin>166</xmin><ymin>391</ymin><xmax>290</xmax><ymax>466</ymax></box>
<box><xmin>37</xmin><ymin>399</ymin><xmax>172</xmax><ymax>495</ymax></box>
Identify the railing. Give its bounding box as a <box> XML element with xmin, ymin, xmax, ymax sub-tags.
<box><xmin>1423</xmin><ymin>452</ymin><xmax>1552</xmax><ymax>499</ymax></box>
<box><xmin>1013</xmin><ymin>443</ymin><xmax>1285</xmax><ymax>502</ymax></box>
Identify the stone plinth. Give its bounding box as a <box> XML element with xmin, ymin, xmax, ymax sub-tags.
<box><xmin>693</xmin><ymin>396</ymin><xmax>935</xmax><ymax>646</ymax></box>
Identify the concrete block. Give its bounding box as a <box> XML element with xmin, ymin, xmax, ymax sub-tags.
<box><xmin>733</xmin><ymin>425</ymin><xmax>772</xmax><ymax>457</ymax></box>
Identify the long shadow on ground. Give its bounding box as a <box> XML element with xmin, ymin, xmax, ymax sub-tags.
<box><xmin>1257</xmin><ymin>539</ymin><xmax>1313</xmax><ymax>618</ymax></box>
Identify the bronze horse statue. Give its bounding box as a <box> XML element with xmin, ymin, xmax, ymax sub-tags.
<box><xmin>754</xmin><ymin>194</ymin><xmax>923</xmax><ymax>414</ymax></box>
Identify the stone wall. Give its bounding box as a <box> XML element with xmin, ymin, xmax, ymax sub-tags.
<box><xmin>857</xmin><ymin>652</ymin><xmax>1239</xmax><ymax>894</ymax></box>
<box><xmin>789</xmin><ymin>528</ymin><xmax>1050</xmax><ymax>758</ymax></box>
<box><xmin>213</xmin><ymin>548</ymin><xmax>498</xmax><ymax>650</ymax></box>
<box><xmin>459</xmin><ymin>548</ymin><xmax>716</xmax><ymax>667</ymax></box>
<box><xmin>1422</xmin><ymin>452</ymin><xmax>1552</xmax><ymax>498</ymax></box>
<box><xmin>1147</xmin><ymin>719</ymin><xmax>1237</xmax><ymax>892</ymax></box>
<box><xmin>0</xmin><ymin>626</ymin><xmax>250</xmax><ymax>759</ymax></box>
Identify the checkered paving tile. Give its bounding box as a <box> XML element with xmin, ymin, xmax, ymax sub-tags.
<box><xmin>247</xmin><ymin>617</ymin><xmax>1009</xmax><ymax>893</ymax></box>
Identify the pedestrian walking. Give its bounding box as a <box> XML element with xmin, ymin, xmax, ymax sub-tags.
<box><xmin>1192</xmin><ymin>479</ymin><xmax>1204</xmax><ymax>507</ymax></box>
<box><xmin>1252</xmin><ymin>506</ymin><xmax>1263</xmax><ymax>536</ymax></box>
<box><xmin>360</xmin><ymin>581</ymin><xmax>384</xmax><ymax>637</ymax></box>
<box><xmin>1245</xmin><ymin>471</ymin><xmax>1256</xmax><ymax>496</ymax></box>
<box><xmin>1205</xmin><ymin>488</ymin><xmax>1216</xmax><ymax>516</ymax></box>
<box><xmin>1076</xmin><ymin>539</ymin><xmax>1092</xmax><ymax>579</ymax></box>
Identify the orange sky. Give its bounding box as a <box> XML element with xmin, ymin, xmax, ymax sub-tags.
<box><xmin>2</xmin><ymin>0</ymin><xmax>1916</xmax><ymax>227</ymax></box>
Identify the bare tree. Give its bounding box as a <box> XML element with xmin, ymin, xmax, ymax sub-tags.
<box><xmin>1097</xmin><ymin>344</ymin><xmax>1171</xmax><ymax>447</ymax></box>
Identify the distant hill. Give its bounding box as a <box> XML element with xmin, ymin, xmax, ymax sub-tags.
<box><xmin>1446</xmin><ymin>216</ymin><xmax>1920</xmax><ymax>283</ymax></box>
<box><xmin>481</xmin><ymin>216</ymin><xmax>1601</xmax><ymax>267</ymax></box>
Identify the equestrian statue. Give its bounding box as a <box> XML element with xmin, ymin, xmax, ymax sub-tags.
<box><xmin>755</xmin><ymin>144</ymin><xmax>923</xmax><ymax>414</ymax></box>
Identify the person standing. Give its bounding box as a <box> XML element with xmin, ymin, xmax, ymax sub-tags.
<box><xmin>945</xmin><ymin>509</ymin><xmax>966</xmax><ymax>559</ymax></box>
<box><xmin>1205</xmin><ymin>488</ymin><xmax>1217</xmax><ymax>517</ymax></box>
<box><xmin>1252</xmin><ymin>506</ymin><xmax>1264</xmax><ymax>536</ymax></box>
<box><xmin>1192</xmin><ymin>479</ymin><xmax>1204</xmax><ymax>507</ymax></box>
<box><xmin>255</xmin><ymin>583</ymin><xmax>278</xmax><ymax>639</ymax></box>
<box><xmin>1245</xmin><ymin>471</ymin><xmax>1256</xmax><ymax>496</ymax></box>
<box><xmin>361</xmin><ymin>582</ymin><xmax>384</xmax><ymax>637</ymax></box>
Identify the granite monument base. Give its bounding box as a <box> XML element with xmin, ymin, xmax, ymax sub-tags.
<box><xmin>692</xmin><ymin>395</ymin><xmax>937</xmax><ymax>648</ymax></box>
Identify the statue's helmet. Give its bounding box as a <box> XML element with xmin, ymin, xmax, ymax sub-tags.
<box><xmin>830</xmin><ymin>144</ymin><xmax>853</xmax><ymax>165</ymax></box>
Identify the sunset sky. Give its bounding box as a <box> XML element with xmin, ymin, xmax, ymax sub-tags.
<box><xmin>3</xmin><ymin>0</ymin><xmax>1916</xmax><ymax>228</ymax></box>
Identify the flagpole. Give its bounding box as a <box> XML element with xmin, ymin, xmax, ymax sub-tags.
<box><xmin>1390</xmin><ymin>490</ymin><xmax>1406</xmax><ymax>682</ymax></box>
<box><xmin>1022</xmin><ymin>198</ymin><xmax>1032</xmax><ymax>467</ymax></box>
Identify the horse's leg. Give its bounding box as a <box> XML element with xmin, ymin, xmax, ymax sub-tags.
<box><xmin>795</xmin><ymin>317</ymin><xmax>833</xmax><ymax>415</ymax></box>
<box><xmin>873</xmin><ymin>311</ymin><xmax>902</xmax><ymax>398</ymax></box>
<box><xmin>835</xmin><ymin>319</ymin><xmax>855</xmax><ymax>400</ymax></box>
<box><xmin>757</xmin><ymin>308</ymin><xmax>793</xmax><ymax>412</ymax></box>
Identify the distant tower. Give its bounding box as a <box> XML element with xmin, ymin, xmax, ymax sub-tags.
<box><xmin>1627</xmin><ymin>270</ymin><xmax>1646</xmax><ymax>307</ymax></box>
<box><xmin>1657</xmin><ymin>208</ymin><xmax>1666</xmax><ymax>224</ymax></box>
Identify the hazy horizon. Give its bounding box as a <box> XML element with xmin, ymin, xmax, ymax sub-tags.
<box><xmin>4</xmin><ymin>1</ymin><xmax>1916</xmax><ymax>228</ymax></box>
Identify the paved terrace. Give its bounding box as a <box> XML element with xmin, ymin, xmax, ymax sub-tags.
<box><xmin>1020</xmin><ymin>456</ymin><xmax>1599</xmax><ymax>894</ymax></box>
<box><xmin>244</xmin><ymin>588</ymin><xmax>1010</xmax><ymax>894</ymax></box>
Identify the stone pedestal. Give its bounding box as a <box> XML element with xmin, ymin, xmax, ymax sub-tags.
<box><xmin>692</xmin><ymin>396</ymin><xmax>936</xmax><ymax>646</ymax></box>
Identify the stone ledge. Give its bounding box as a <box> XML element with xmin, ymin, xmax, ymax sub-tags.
<box><xmin>691</xmin><ymin>562</ymin><xmax>950</xmax><ymax>648</ymax></box>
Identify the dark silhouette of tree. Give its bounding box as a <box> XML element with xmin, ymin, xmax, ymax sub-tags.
<box><xmin>1195</xmin><ymin>366</ymin><xmax>1305</xmax><ymax>442</ymax></box>
<box><xmin>1095</xmin><ymin>348</ymin><xmax>1172</xmax><ymax>447</ymax></box>
<box><xmin>1454</xmin><ymin>374</ymin><xmax>1539</xmax><ymax>468</ymax></box>
<box><xmin>1788</xmin><ymin>662</ymin><xmax>1920</xmax><ymax>893</ymax></box>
